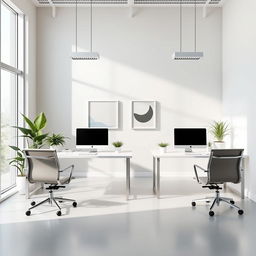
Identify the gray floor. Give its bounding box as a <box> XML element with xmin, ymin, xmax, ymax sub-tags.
<box><xmin>0</xmin><ymin>199</ymin><xmax>256</xmax><ymax>256</ymax></box>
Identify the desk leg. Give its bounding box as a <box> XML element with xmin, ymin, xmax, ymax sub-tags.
<box><xmin>157</xmin><ymin>158</ymin><xmax>160</xmax><ymax>199</ymax></box>
<box><xmin>153</xmin><ymin>157</ymin><xmax>156</xmax><ymax>195</ymax></box>
<box><xmin>126</xmin><ymin>158</ymin><xmax>131</xmax><ymax>200</ymax></box>
<box><xmin>241</xmin><ymin>158</ymin><xmax>245</xmax><ymax>199</ymax></box>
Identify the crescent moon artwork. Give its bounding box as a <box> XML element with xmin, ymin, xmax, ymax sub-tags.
<box><xmin>134</xmin><ymin>106</ymin><xmax>153</xmax><ymax>123</ymax></box>
<box><xmin>132</xmin><ymin>101</ymin><xmax>156</xmax><ymax>129</ymax></box>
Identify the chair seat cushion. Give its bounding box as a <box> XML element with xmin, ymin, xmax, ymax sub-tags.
<box><xmin>58</xmin><ymin>176</ymin><xmax>70</xmax><ymax>185</ymax></box>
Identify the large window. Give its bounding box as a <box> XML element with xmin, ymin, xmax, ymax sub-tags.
<box><xmin>0</xmin><ymin>1</ymin><xmax>25</xmax><ymax>196</ymax></box>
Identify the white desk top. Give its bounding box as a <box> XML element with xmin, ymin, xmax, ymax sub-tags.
<box><xmin>58</xmin><ymin>150</ymin><xmax>132</xmax><ymax>159</ymax></box>
<box><xmin>152</xmin><ymin>150</ymin><xmax>248</xmax><ymax>159</ymax></box>
<box><xmin>152</xmin><ymin>150</ymin><xmax>210</xmax><ymax>158</ymax></box>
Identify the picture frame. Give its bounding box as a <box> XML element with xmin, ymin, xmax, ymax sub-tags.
<box><xmin>131</xmin><ymin>101</ymin><xmax>157</xmax><ymax>130</ymax></box>
<box><xmin>88</xmin><ymin>100</ymin><xmax>119</xmax><ymax>129</ymax></box>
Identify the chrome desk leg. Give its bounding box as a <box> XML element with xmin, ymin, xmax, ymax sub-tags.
<box><xmin>241</xmin><ymin>158</ymin><xmax>245</xmax><ymax>199</ymax></box>
<box><xmin>157</xmin><ymin>158</ymin><xmax>160</xmax><ymax>199</ymax></box>
<box><xmin>126</xmin><ymin>158</ymin><xmax>131</xmax><ymax>200</ymax></box>
<box><xmin>153</xmin><ymin>157</ymin><xmax>156</xmax><ymax>195</ymax></box>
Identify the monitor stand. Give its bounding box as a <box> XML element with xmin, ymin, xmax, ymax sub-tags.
<box><xmin>89</xmin><ymin>146</ymin><xmax>97</xmax><ymax>153</ymax></box>
<box><xmin>185</xmin><ymin>146</ymin><xmax>193</xmax><ymax>153</ymax></box>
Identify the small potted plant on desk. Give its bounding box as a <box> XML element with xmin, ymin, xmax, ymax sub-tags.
<box><xmin>112</xmin><ymin>141</ymin><xmax>123</xmax><ymax>153</ymax></box>
<box><xmin>9</xmin><ymin>146</ymin><xmax>26</xmax><ymax>195</ymax></box>
<box><xmin>158</xmin><ymin>143</ymin><xmax>169</xmax><ymax>154</ymax></box>
<box><xmin>210</xmin><ymin>121</ymin><xmax>230</xmax><ymax>149</ymax></box>
<box><xmin>46</xmin><ymin>133</ymin><xmax>68</xmax><ymax>151</ymax></box>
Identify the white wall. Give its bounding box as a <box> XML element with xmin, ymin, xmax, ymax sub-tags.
<box><xmin>37</xmin><ymin>7</ymin><xmax>222</xmax><ymax>177</ymax></box>
<box><xmin>9</xmin><ymin>0</ymin><xmax>37</xmax><ymax>117</ymax></box>
<box><xmin>223</xmin><ymin>0</ymin><xmax>256</xmax><ymax>199</ymax></box>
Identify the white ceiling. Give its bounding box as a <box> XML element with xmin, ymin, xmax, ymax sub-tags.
<box><xmin>32</xmin><ymin>0</ymin><xmax>225</xmax><ymax>8</ymax></box>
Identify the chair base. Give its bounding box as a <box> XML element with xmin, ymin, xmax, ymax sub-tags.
<box><xmin>192</xmin><ymin>190</ymin><xmax>244</xmax><ymax>216</ymax></box>
<box><xmin>26</xmin><ymin>190</ymin><xmax>77</xmax><ymax>216</ymax></box>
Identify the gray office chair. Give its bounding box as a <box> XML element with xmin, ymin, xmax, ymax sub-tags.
<box><xmin>23</xmin><ymin>149</ymin><xmax>77</xmax><ymax>216</ymax></box>
<box><xmin>192</xmin><ymin>149</ymin><xmax>244</xmax><ymax>216</ymax></box>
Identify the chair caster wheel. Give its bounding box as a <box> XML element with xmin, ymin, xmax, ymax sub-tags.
<box><xmin>191</xmin><ymin>202</ymin><xmax>196</xmax><ymax>207</ymax></box>
<box><xmin>238</xmin><ymin>209</ymin><xmax>244</xmax><ymax>215</ymax></box>
<box><xmin>31</xmin><ymin>201</ymin><xmax>36</xmax><ymax>206</ymax></box>
<box><xmin>73</xmin><ymin>202</ymin><xmax>77</xmax><ymax>208</ymax></box>
<box><xmin>26</xmin><ymin>210</ymin><xmax>31</xmax><ymax>216</ymax></box>
<box><xmin>206</xmin><ymin>201</ymin><xmax>211</xmax><ymax>203</ymax></box>
<box><xmin>209</xmin><ymin>211</ymin><xmax>215</xmax><ymax>217</ymax></box>
<box><xmin>230</xmin><ymin>200</ymin><xmax>235</xmax><ymax>205</ymax></box>
<box><xmin>57</xmin><ymin>211</ymin><xmax>62</xmax><ymax>216</ymax></box>
<box><xmin>58</xmin><ymin>201</ymin><xmax>63</xmax><ymax>203</ymax></box>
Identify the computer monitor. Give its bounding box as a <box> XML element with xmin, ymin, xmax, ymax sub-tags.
<box><xmin>174</xmin><ymin>128</ymin><xmax>207</xmax><ymax>152</ymax></box>
<box><xmin>76</xmin><ymin>128</ymin><xmax>108</xmax><ymax>151</ymax></box>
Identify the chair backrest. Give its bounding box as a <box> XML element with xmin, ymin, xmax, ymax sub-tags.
<box><xmin>23</xmin><ymin>149</ymin><xmax>60</xmax><ymax>184</ymax></box>
<box><xmin>207</xmin><ymin>149</ymin><xmax>244</xmax><ymax>184</ymax></box>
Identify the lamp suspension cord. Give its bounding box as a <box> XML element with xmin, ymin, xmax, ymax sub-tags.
<box><xmin>75</xmin><ymin>0</ymin><xmax>78</xmax><ymax>52</ymax></box>
<box><xmin>90</xmin><ymin>0</ymin><xmax>93</xmax><ymax>52</ymax></box>
<box><xmin>194</xmin><ymin>0</ymin><xmax>197</xmax><ymax>52</ymax></box>
<box><xmin>180</xmin><ymin>0</ymin><xmax>182</xmax><ymax>52</ymax></box>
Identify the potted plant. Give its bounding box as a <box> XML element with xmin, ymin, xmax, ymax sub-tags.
<box><xmin>46</xmin><ymin>133</ymin><xmax>68</xmax><ymax>151</ymax></box>
<box><xmin>9</xmin><ymin>146</ymin><xmax>26</xmax><ymax>195</ymax></box>
<box><xmin>210</xmin><ymin>121</ymin><xmax>230</xmax><ymax>149</ymax></box>
<box><xmin>14</xmin><ymin>112</ymin><xmax>48</xmax><ymax>149</ymax></box>
<box><xmin>9</xmin><ymin>112</ymin><xmax>48</xmax><ymax>194</ymax></box>
<box><xmin>158</xmin><ymin>143</ymin><xmax>169</xmax><ymax>154</ymax></box>
<box><xmin>112</xmin><ymin>141</ymin><xmax>123</xmax><ymax>153</ymax></box>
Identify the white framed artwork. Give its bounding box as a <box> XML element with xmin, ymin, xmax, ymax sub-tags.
<box><xmin>131</xmin><ymin>101</ymin><xmax>156</xmax><ymax>130</ymax></box>
<box><xmin>88</xmin><ymin>101</ymin><xmax>119</xmax><ymax>129</ymax></box>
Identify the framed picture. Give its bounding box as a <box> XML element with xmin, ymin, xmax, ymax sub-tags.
<box><xmin>131</xmin><ymin>101</ymin><xmax>156</xmax><ymax>129</ymax></box>
<box><xmin>88</xmin><ymin>101</ymin><xmax>119</xmax><ymax>129</ymax></box>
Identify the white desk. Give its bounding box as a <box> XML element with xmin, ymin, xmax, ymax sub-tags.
<box><xmin>152</xmin><ymin>151</ymin><xmax>248</xmax><ymax>199</ymax></box>
<box><xmin>58</xmin><ymin>151</ymin><xmax>133</xmax><ymax>200</ymax></box>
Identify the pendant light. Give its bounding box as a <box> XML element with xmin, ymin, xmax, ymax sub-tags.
<box><xmin>72</xmin><ymin>0</ymin><xmax>100</xmax><ymax>60</ymax></box>
<box><xmin>172</xmin><ymin>0</ymin><xmax>203</xmax><ymax>60</ymax></box>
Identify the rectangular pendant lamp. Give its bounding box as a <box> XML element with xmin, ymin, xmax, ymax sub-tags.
<box><xmin>72</xmin><ymin>0</ymin><xmax>99</xmax><ymax>60</ymax></box>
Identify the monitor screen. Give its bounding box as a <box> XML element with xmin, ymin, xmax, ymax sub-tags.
<box><xmin>174</xmin><ymin>128</ymin><xmax>207</xmax><ymax>146</ymax></box>
<box><xmin>76</xmin><ymin>128</ymin><xmax>108</xmax><ymax>146</ymax></box>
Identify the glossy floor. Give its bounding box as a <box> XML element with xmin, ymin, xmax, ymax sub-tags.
<box><xmin>0</xmin><ymin>178</ymin><xmax>254</xmax><ymax>256</ymax></box>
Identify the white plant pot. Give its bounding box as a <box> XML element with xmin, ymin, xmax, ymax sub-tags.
<box><xmin>213</xmin><ymin>141</ymin><xmax>225</xmax><ymax>149</ymax></box>
<box><xmin>115</xmin><ymin>147</ymin><xmax>122</xmax><ymax>153</ymax></box>
<box><xmin>50</xmin><ymin>145</ymin><xmax>61</xmax><ymax>151</ymax></box>
<box><xmin>159</xmin><ymin>147</ymin><xmax>167</xmax><ymax>154</ymax></box>
<box><xmin>16</xmin><ymin>176</ymin><xmax>26</xmax><ymax>195</ymax></box>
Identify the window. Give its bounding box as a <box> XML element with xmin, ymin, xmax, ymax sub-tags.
<box><xmin>0</xmin><ymin>1</ymin><xmax>25</xmax><ymax>196</ymax></box>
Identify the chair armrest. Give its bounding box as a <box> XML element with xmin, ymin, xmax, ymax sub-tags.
<box><xmin>59</xmin><ymin>165</ymin><xmax>74</xmax><ymax>182</ymax></box>
<box><xmin>26</xmin><ymin>156</ymin><xmax>55</xmax><ymax>160</ymax></box>
<box><xmin>194</xmin><ymin>164</ymin><xmax>208</xmax><ymax>183</ymax></box>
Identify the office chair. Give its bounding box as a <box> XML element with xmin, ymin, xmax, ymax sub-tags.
<box><xmin>192</xmin><ymin>149</ymin><xmax>244</xmax><ymax>217</ymax></box>
<box><xmin>23</xmin><ymin>149</ymin><xmax>77</xmax><ymax>216</ymax></box>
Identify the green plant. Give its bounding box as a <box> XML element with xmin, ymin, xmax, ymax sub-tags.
<box><xmin>46</xmin><ymin>133</ymin><xmax>67</xmax><ymax>146</ymax></box>
<box><xmin>9</xmin><ymin>146</ymin><xmax>26</xmax><ymax>176</ymax></box>
<box><xmin>14</xmin><ymin>112</ymin><xmax>48</xmax><ymax>148</ymax></box>
<box><xmin>210</xmin><ymin>121</ymin><xmax>230</xmax><ymax>142</ymax></box>
<box><xmin>112</xmin><ymin>141</ymin><xmax>123</xmax><ymax>148</ymax></box>
<box><xmin>158</xmin><ymin>143</ymin><xmax>169</xmax><ymax>148</ymax></box>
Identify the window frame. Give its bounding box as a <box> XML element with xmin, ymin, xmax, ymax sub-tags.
<box><xmin>0</xmin><ymin>0</ymin><xmax>26</xmax><ymax>196</ymax></box>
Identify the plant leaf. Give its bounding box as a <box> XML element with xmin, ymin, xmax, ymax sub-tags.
<box><xmin>13</xmin><ymin>126</ymin><xmax>34</xmax><ymax>137</ymax></box>
<box><xmin>21</xmin><ymin>113</ymin><xmax>37</xmax><ymax>132</ymax></box>
<box><xmin>34</xmin><ymin>133</ymin><xmax>48</xmax><ymax>143</ymax></box>
<box><xmin>9</xmin><ymin>145</ymin><xmax>21</xmax><ymax>151</ymax></box>
<box><xmin>34</xmin><ymin>112</ymin><xmax>47</xmax><ymax>131</ymax></box>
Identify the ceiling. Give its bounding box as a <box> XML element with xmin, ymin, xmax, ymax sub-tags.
<box><xmin>32</xmin><ymin>0</ymin><xmax>225</xmax><ymax>8</ymax></box>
